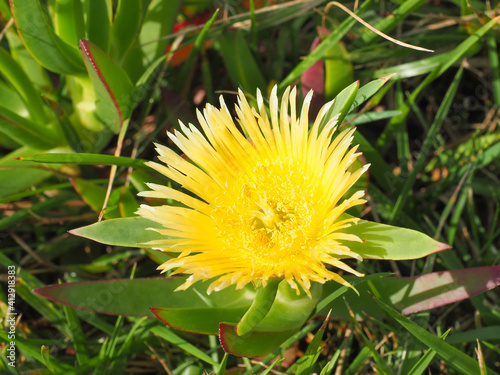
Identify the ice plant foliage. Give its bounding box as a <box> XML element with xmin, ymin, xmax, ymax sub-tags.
<box><xmin>137</xmin><ymin>86</ymin><xmax>369</xmax><ymax>295</ymax></box>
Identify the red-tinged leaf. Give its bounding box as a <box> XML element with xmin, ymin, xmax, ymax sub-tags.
<box><xmin>219</xmin><ymin>322</ymin><xmax>299</xmax><ymax>358</ymax></box>
<box><xmin>151</xmin><ymin>306</ymin><xmax>251</xmax><ymax>335</ymax></box>
<box><xmin>33</xmin><ymin>277</ymin><xmax>255</xmax><ymax>318</ymax></box>
<box><xmin>80</xmin><ymin>39</ymin><xmax>133</xmax><ymax>132</ymax></box>
<box><xmin>398</xmin><ymin>265</ymin><xmax>500</xmax><ymax>315</ymax></box>
<box><xmin>317</xmin><ymin>266</ymin><xmax>500</xmax><ymax>319</ymax></box>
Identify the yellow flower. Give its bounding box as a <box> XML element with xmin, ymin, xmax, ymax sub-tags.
<box><xmin>137</xmin><ymin>86</ymin><xmax>369</xmax><ymax>295</ymax></box>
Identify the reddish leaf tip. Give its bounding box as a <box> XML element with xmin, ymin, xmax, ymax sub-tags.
<box><xmin>436</xmin><ymin>241</ymin><xmax>452</xmax><ymax>253</ymax></box>
<box><xmin>382</xmin><ymin>73</ymin><xmax>396</xmax><ymax>83</ymax></box>
<box><xmin>150</xmin><ymin>307</ymin><xmax>167</xmax><ymax>324</ymax></box>
<box><xmin>219</xmin><ymin>322</ymin><xmax>235</xmax><ymax>355</ymax></box>
<box><xmin>67</xmin><ymin>228</ymin><xmax>80</xmax><ymax>237</ymax></box>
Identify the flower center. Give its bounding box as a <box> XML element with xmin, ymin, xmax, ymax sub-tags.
<box><xmin>212</xmin><ymin>159</ymin><xmax>325</xmax><ymax>270</ymax></box>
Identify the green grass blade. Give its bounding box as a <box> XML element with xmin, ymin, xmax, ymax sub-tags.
<box><xmin>295</xmin><ymin>315</ymin><xmax>329</xmax><ymax>375</ymax></box>
<box><xmin>344</xmin><ymin>346</ymin><xmax>371</xmax><ymax>375</ymax></box>
<box><xmin>487</xmin><ymin>33</ymin><xmax>500</xmax><ymax>106</ymax></box>
<box><xmin>62</xmin><ymin>303</ymin><xmax>90</xmax><ymax>366</ymax></box>
<box><xmin>407</xmin><ymin>330</ymin><xmax>451</xmax><ymax>375</ymax></box>
<box><xmin>390</xmin><ymin>64</ymin><xmax>464</xmax><ymax>222</ymax></box>
<box><xmin>376</xmin><ymin>15</ymin><xmax>500</xmax><ymax>154</ymax></box>
<box><xmin>360</xmin><ymin>0</ymin><xmax>427</xmax><ymax>44</ymax></box>
<box><xmin>374</xmin><ymin>297</ymin><xmax>499</xmax><ymax>375</ymax></box>
<box><xmin>0</xmin><ymin>194</ymin><xmax>74</xmax><ymax>231</ymax></box>
<box><xmin>178</xmin><ymin>9</ymin><xmax>219</xmax><ymax>96</ymax></box>
<box><xmin>18</xmin><ymin>153</ymin><xmax>152</xmax><ymax>171</ymax></box>
<box><xmin>0</xmin><ymin>253</ymin><xmax>69</xmax><ymax>333</ymax></box>
<box><xmin>145</xmin><ymin>322</ymin><xmax>218</xmax><ymax>367</ymax></box>
<box><xmin>216</xmin><ymin>352</ymin><xmax>229</xmax><ymax>375</ymax></box>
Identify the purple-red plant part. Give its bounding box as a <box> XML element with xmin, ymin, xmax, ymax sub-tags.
<box><xmin>399</xmin><ymin>265</ymin><xmax>500</xmax><ymax>315</ymax></box>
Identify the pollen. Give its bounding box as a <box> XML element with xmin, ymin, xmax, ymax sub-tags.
<box><xmin>137</xmin><ymin>86</ymin><xmax>369</xmax><ymax>295</ymax></box>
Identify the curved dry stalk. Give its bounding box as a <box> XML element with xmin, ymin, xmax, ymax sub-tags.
<box><xmin>323</xmin><ymin>1</ymin><xmax>434</xmax><ymax>53</ymax></box>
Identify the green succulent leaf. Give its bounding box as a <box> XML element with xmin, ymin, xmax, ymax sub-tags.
<box><xmin>111</xmin><ymin>0</ymin><xmax>143</xmax><ymax>63</ymax></box>
<box><xmin>341</xmin><ymin>215</ymin><xmax>450</xmax><ymax>260</ymax></box>
<box><xmin>220</xmin><ymin>29</ymin><xmax>267</xmax><ymax>96</ymax></box>
<box><xmin>10</xmin><ymin>0</ymin><xmax>85</xmax><ymax>74</ymax></box>
<box><xmin>0</xmin><ymin>106</ymin><xmax>60</xmax><ymax>149</ymax></box>
<box><xmin>0</xmin><ymin>46</ymin><xmax>48</xmax><ymax>124</ymax></box>
<box><xmin>84</xmin><ymin>0</ymin><xmax>112</xmax><ymax>53</ymax></box>
<box><xmin>323</xmin><ymin>38</ymin><xmax>353</xmax><ymax>101</ymax></box>
<box><xmin>53</xmin><ymin>0</ymin><xmax>85</xmax><ymax>47</ymax></box>
<box><xmin>219</xmin><ymin>324</ymin><xmax>299</xmax><ymax>358</ymax></box>
<box><xmin>219</xmin><ymin>282</ymin><xmax>322</xmax><ymax>357</ymax></box>
<box><xmin>80</xmin><ymin>39</ymin><xmax>134</xmax><ymax>132</ymax></box>
<box><xmin>152</xmin><ymin>306</ymin><xmax>251</xmax><ymax>335</ymax></box>
<box><xmin>69</xmin><ymin>216</ymin><xmax>165</xmax><ymax>247</ymax></box>
<box><xmin>34</xmin><ymin>277</ymin><xmax>256</xmax><ymax>319</ymax></box>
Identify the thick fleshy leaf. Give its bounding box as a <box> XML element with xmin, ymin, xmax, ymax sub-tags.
<box><xmin>317</xmin><ymin>266</ymin><xmax>500</xmax><ymax>319</ymax></box>
<box><xmin>0</xmin><ymin>106</ymin><xmax>60</xmax><ymax>149</ymax></box>
<box><xmin>9</xmin><ymin>0</ymin><xmax>85</xmax><ymax>74</ymax></box>
<box><xmin>154</xmin><ymin>281</ymin><xmax>322</xmax><ymax>338</ymax></box>
<box><xmin>220</xmin><ymin>30</ymin><xmax>267</xmax><ymax>96</ymax></box>
<box><xmin>0</xmin><ymin>46</ymin><xmax>48</xmax><ymax>123</ymax></box>
<box><xmin>53</xmin><ymin>0</ymin><xmax>85</xmax><ymax>47</ymax></box>
<box><xmin>301</xmin><ymin>37</ymin><xmax>324</xmax><ymax>95</ymax></box>
<box><xmin>341</xmin><ymin>216</ymin><xmax>450</xmax><ymax>260</ymax></box>
<box><xmin>122</xmin><ymin>0</ymin><xmax>181</xmax><ymax>82</ymax></box>
<box><xmin>80</xmin><ymin>39</ymin><xmax>134</xmax><ymax>132</ymax></box>
<box><xmin>218</xmin><ymin>282</ymin><xmax>322</xmax><ymax>357</ymax></box>
<box><xmin>219</xmin><ymin>324</ymin><xmax>298</xmax><ymax>358</ymax></box>
<box><xmin>319</xmin><ymin>26</ymin><xmax>353</xmax><ymax>101</ymax></box>
<box><xmin>85</xmin><ymin>0</ymin><xmax>112</xmax><ymax>53</ymax></box>
<box><xmin>69</xmin><ymin>216</ymin><xmax>164</xmax><ymax>247</ymax></box>
<box><xmin>110</xmin><ymin>0</ymin><xmax>143</xmax><ymax>63</ymax></box>
<box><xmin>152</xmin><ymin>306</ymin><xmax>251</xmax><ymax>335</ymax></box>
<box><xmin>33</xmin><ymin>277</ymin><xmax>255</xmax><ymax>318</ymax></box>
